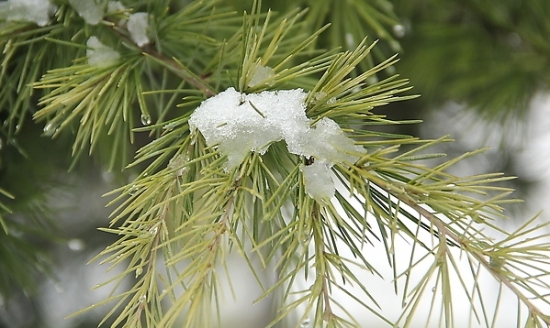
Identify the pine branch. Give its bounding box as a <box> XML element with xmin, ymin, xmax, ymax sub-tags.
<box><xmin>2</xmin><ymin>1</ymin><xmax>550</xmax><ymax>328</ymax></box>
<box><xmin>105</xmin><ymin>18</ymin><xmax>217</xmax><ymax>97</ymax></box>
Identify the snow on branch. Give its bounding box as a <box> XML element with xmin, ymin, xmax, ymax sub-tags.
<box><xmin>0</xmin><ymin>0</ymin><xmax>57</xmax><ymax>26</ymax></box>
<box><xmin>86</xmin><ymin>36</ymin><xmax>120</xmax><ymax>68</ymax></box>
<box><xmin>189</xmin><ymin>87</ymin><xmax>365</xmax><ymax>200</ymax></box>
<box><xmin>68</xmin><ymin>0</ymin><xmax>104</xmax><ymax>25</ymax></box>
<box><xmin>127</xmin><ymin>12</ymin><xmax>150</xmax><ymax>47</ymax></box>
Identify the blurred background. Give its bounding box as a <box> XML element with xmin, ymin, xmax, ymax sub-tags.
<box><xmin>1</xmin><ymin>0</ymin><xmax>550</xmax><ymax>327</ymax></box>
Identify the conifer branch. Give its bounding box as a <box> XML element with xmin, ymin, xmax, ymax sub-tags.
<box><xmin>366</xmin><ymin>172</ymin><xmax>550</xmax><ymax>326</ymax></box>
<box><xmin>3</xmin><ymin>1</ymin><xmax>550</xmax><ymax>328</ymax></box>
<box><xmin>106</xmin><ymin>19</ymin><xmax>217</xmax><ymax>97</ymax></box>
<box><xmin>142</xmin><ymin>51</ymin><xmax>217</xmax><ymax>97</ymax></box>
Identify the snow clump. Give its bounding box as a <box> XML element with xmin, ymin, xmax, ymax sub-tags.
<box><xmin>189</xmin><ymin>87</ymin><xmax>365</xmax><ymax>200</ymax></box>
<box><xmin>0</xmin><ymin>0</ymin><xmax>57</xmax><ymax>26</ymax></box>
<box><xmin>106</xmin><ymin>1</ymin><xmax>126</xmax><ymax>13</ymax></box>
<box><xmin>69</xmin><ymin>0</ymin><xmax>104</xmax><ymax>25</ymax></box>
<box><xmin>127</xmin><ymin>12</ymin><xmax>150</xmax><ymax>47</ymax></box>
<box><xmin>86</xmin><ymin>36</ymin><xmax>120</xmax><ymax>68</ymax></box>
<box><xmin>247</xmin><ymin>64</ymin><xmax>274</xmax><ymax>87</ymax></box>
<box><xmin>301</xmin><ymin>161</ymin><xmax>335</xmax><ymax>200</ymax></box>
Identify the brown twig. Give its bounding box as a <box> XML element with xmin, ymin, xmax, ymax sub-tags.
<box><xmin>107</xmin><ymin>19</ymin><xmax>217</xmax><ymax>97</ymax></box>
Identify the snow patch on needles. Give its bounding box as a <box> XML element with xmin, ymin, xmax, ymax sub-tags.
<box><xmin>301</xmin><ymin>161</ymin><xmax>335</xmax><ymax>200</ymax></box>
<box><xmin>248</xmin><ymin>64</ymin><xmax>274</xmax><ymax>87</ymax></box>
<box><xmin>86</xmin><ymin>36</ymin><xmax>120</xmax><ymax>68</ymax></box>
<box><xmin>189</xmin><ymin>87</ymin><xmax>365</xmax><ymax>200</ymax></box>
<box><xmin>0</xmin><ymin>0</ymin><xmax>57</xmax><ymax>26</ymax></box>
<box><xmin>69</xmin><ymin>0</ymin><xmax>104</xmax><ymax>25</ymax></box>
<box><xmin>106</xmin><ymin>1</ymin><xmax>126</xmax><ymax>13</ymax></box>
<box><xmin>106</xmin><ymin>2</ymin><xmax>128</xmax><ymax>26</ymax></box>
<box><xmin>127</xmin><ymin>13</ymin><xmax>150</xmax><ymax>47</ymax></box>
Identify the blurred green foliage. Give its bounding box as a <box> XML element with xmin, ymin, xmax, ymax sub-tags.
<box><xmin>394</xmin><ymin>0</ymin><xmax>550</xmax><ymax>118</ymax></box>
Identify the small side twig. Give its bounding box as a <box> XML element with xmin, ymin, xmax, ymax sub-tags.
<box><xmin>107</xmin><ymin>19</ymin><xmax>217</xmax><ymax>97</ymax></box>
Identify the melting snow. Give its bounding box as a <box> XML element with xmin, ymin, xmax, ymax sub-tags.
<box><xmin>189</xmin><ymin>87</ymin><xmax>365</xmax><ymax>200</ymax></box>
<box><xmin>69</xmin><ymin>0</ymin><xmax>104</xmax><ymax>25</ymax></box>
<box><xmin>301</xmin><ymin>161</ymin><xmax>335</xmax><ymax>200</ymax></box>
<box><xmin>0</xmin><ymin>0</ymin><xmax>57</xmax><ymax>26</ymax></box>
<box><xmin>127</xmin><ymin>13</ymin><xmax>150</xmax><ymax>47</ymax></box>
<box><xmin>248</xmin><ymin>64</ymin><xmax>274</xmax><ymax>87</ymax></box>
<box><xmin>106</xmin><ymin>1</ymin><xmax>125</xmax><ymax>13</ymax></box>
<box><xmin>86</xmin><ymin>36</ymin><xmax>120</xmax><ymax>68</ymax></box>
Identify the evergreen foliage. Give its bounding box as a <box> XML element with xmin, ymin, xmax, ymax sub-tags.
<box><xmin>1</xmin><ymin>0</ymin><xmax>550</xmax><ymax>327</ymax></box>
<box><xmin>393</xmin><ymin>0</ymin><xmax>550</xmax><ymax>119</ymax></box>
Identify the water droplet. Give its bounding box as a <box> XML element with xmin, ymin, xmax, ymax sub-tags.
<box><xmin>128</xmin><ymin>184</ymin><xmax>138</xmax><ymax>195</ymax></box>
<box><xmin>149</xmin><ymin>225</ymin><xmax>158</xmax><ymax>235</ymax></box>
<box><xmin>43</xmin><ymin>122</ymin><xmax>57</xmax><ymax>137</ymax></box>
<box><xmin>168</xmin><ymin>154</ymin><xmax>189</xmax><ymax>177</ymax></box>
<box><xmin>163</xmin><ymin>122</ymin><xmax>177</xmax><ymax>131</ymax></box>
<box><xmin>300</xmin><ymin>318</ymin><xmax>310</xmax><ymax>328</ymax></box>
<box><xmin>366</xmin><ymin>76</ymin><xmax>378</xmax><ymax>85</ymax></box>
<box><xmin>139</xmin><ymin>294</ymin><xmax>146</xmax><ymax>303</ymax></box>
<box><xmin>445</xmin><ymin>183</ymin><xmax>457</xmax><ymax>192</ymax></box>
<box><xmin>68</xmin><ymin>238</ymin><xmax>85</xmax><ymax>251</ymax></box>
<box><xmin>312</xmin><ymin>92</ymin><xmax>328</xmax><ymax>104</ymax></box>
<box><xmin>393</xmin><ymin>24</ymin><xmax>406</xmax><ymax>38</ymax></box>
<box><xmin>140</xmin><ymin>114</ymin><xmax>152</xmax><ymax>126</ymax></box>
<box><xmin>0</xmin><ymin>138</ymin><xmax>3</xmax><ymax>150</ymax></box>
<box><xmin>8</xmin><ymin>138</ymin><xmax>19</xmax><ymax>148</ymax></box>
<box><xmin>490</xmin><ymin>255</ymin><xmax>505</xmax><ymax>268</ymax></box>
<box><xmin>135</xmin><ymin>267</ymin><xmax>143</xmax><ymax>278</ymax></box>
<box><xmin>432</xmin><ymin>287</ymin><xmax>436</xmax><ymax>292</ymax></box>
